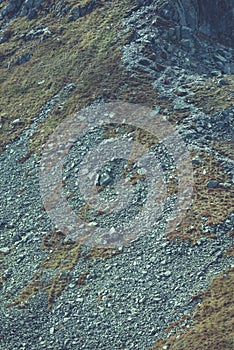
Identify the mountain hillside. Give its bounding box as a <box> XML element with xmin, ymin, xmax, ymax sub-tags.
<box><xmin>0</xmin><ymin>1</ymin><xmax>233</xmax><ymax>349</ymax></box>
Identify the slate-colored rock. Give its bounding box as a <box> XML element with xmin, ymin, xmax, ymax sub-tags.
<box><xmin>15</xmin><ymin>52</ymin><xmax>32</xmax><ymax>65</ymax></box>
<box><xmin>0</xmin><ymin>0</ymin><xmax>45</xmax><ymax>19</ymax></box>
<box><xmin>0</xmin><ymin>30</ymin><xmax>12</xmax><ymax>44</ymax></box>
<box><xmin>27</xmin><ymin>8</ymin><xmax>38</xmax><ymax>19</ymax></box>
<box><xmin>167</xmin><ymin>0</ymin><xmax>234</xmax><ymax>47</ymax></box>
<box><xmin>68</xmin><ymin>6</ymin><xmax>81</xmax><ymax>22</ymax></box>
<box><xmin>206</xmin><ymin>180</ymin><xmax>220</xmax><ymax>188</ymax></box>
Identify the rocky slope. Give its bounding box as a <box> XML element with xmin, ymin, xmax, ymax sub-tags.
<box><xmin>0</xmin><ymin>1</ymin><xmax>233</xmax><ymax>349</ymax></box>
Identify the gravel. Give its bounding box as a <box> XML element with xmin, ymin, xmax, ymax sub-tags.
<box><xmin>0</xmin><ymin>92</ymin><xmax>233</xmax><ymax>349</ymax></box>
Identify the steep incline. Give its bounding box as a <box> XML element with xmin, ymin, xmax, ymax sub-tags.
<box><xmin>0</xmin><ymin>1</ymin><xmax>233</xmax><ymax>350</ymax></box>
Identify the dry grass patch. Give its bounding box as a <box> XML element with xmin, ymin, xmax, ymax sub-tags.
<box><xmin>167</xmin><ymin>150</ymin><xmax>233</xmax><ymax>243</ymax></box>
<box><xmin>185</xmin><ymin>75</ymin><xmax>234</xmax><ymax>114</ymax></box>
<box><xmin>209</xmin><ymin>140</ymin><xmax>234</xmax><ymax>160</ymax></box>
<box><xmin>1</xmin><ymin>0</ymin><xmax>151</xmax><ymax>154</ymax></box>
<box><xmin>8</xmin><ymin>229</ymin><xmax>122</xmax><ymax>310</ymax></box>
<box><xmin>8</xmin><ymin>230</ymin><xmax>82</xmax><ymax>310</ymax></box>
<box><xmin>149</xmin><ymin>267</ymin><xmax>234</xmax><ymax>350</ymax></box>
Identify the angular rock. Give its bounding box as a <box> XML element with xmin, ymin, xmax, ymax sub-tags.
<box><xmin>27</xmin><ymin>8</ymin><xmax>38</xmax><ymax>19</ymax></box>
<box><xmin>206</xmin><ymin>180</ymin><xmax>220</xmax><ymax>188</ymax></box>
<box><xmin>15</xmin><ymin>53</ymin><xmax>32</xmax><ymax>65</ymax></box>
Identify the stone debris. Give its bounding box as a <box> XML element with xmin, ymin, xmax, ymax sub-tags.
<box><xmin>0</xmin><ymin>1</ymin><xmax>233</xmax><ymax>350</ymax></box>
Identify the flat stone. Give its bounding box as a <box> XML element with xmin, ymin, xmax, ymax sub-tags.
<box><xmin>76</xmin><ymin>297</ymin><xmax>84</xmax><ymax>302</ymax></box>
<box><xmin>181</xmin><ymin>39</ymin><xmax>193</xmax><ymax>49</ymax></box>
<box><xmin>164</xmin><ymin>270</ymin><xmax>171</xmax><ymax>277</ymax></box>
<box><xmin>0</xmin><ymin>247</ymin><xmax>10</xmax><ymax>254</ymax></box>
<box><xmin>206</xmin><ymin>180</ymin><xmax>219</xmax><ymax>188</ymax></box>
<box><xmin>211</xmin><ymin>70</ymin><xmax>222</xmax><ymax>77</ymax></box>
<box><xmin>49</xmin><ymin>326</ymin><xmax>55</xmax><ymax>335</ymax></box>
<box><xmin>192</xmin><ymin>156</ymin><xmax>201</xmax><ymax>165</ymax></box>
<box><xmin>98</xmin><ymin>172</ymin><xmax>112</xmax><ymax>186</ymax></box>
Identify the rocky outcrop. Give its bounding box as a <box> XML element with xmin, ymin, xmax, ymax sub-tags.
<box><xmin>197</xmin><ymin>0</ymin><xmax>234</xmax><ymax>47</ymax></box>
<box><xmin>161</xmin><ymin>0</ymin><xmax>234</xmax><ymax>47</ymax></box>
<box><xmin>0</xmin><ymin>1</ymin><xmax>233</xmax><ymax>349</ymax></box>
<box><xmin>123</xmin><ymin>0</ymin><xmax>234</xmax><ymax>76</ymax></box>
<box><xmin>0</xmin><ymin>0</ymin><xmax>100</xmax><ymax>21</ymax></box>
<box><xmin>1</xmin><ymin>0</ymin><xmax>233</xmax><ymax>47</ymax></box>
<box><xmin>0</xmin><ymin>0</ymin><xmax>45</xmax><ymax>20</ymax></box>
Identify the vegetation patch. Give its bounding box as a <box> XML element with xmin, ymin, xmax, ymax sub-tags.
<box><xmin>0</xmin><ymin>248</ymin><xmax>11</xmax><ymax>288</ymax></box>
<box><xmin>0</xmin><ymin>0</ymin><xmax>159</xmax><ymax>154</ymax></box>
<box><xmin>185</xmin><ymin>75</ymin><xmax>234</xmax><ymax>114</ymax></box>
<box><xmin>209</xmin><ymin>140</ymin><xmax>234</xmax><ymax>160</ymax></box>
<box><xmin>149</xmin><ymin>267</ymin><xmax>234</xmax><ymax>350</ymax></box>
<box><xmin>7</xmin><ymin>229</ymin><xmax>121</xmax><ymax>310</ymax></box>
<box><xmin>167</xmin><ymin>149</ymin><xmax>233</xmax><ymax>244</ymax></box>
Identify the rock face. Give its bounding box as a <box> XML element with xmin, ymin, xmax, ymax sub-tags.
<box><xmin>0</xmin><ymin>0</ymin><xmax>233</xmax><ymax>36</ymax></box>
<box><xmin>163</xmin><ymin>0</ymin><xmax>234</xmax><ymax>47</ymax></box>
<box><xmin>197</xmin><ymin>0</ymin><xmax>234</xmax><ymax>47</ymax></box>
<box><xmin>0</xmin><ymin>0</ymin><xmax>45</xmax><ymax>20</ymax></box>
<box><xmin>0</xmin><ymin>0</ymin><xmax>233</xmax><ymax>47</ymax></box>
<box><xmin>123</xmin><ymin>0</ymin><xmax>233</xmax><ymax>76</ymax></box>
<box><xmin>0</xmin><ymin>0</ymin><xmax>99</xmax><ymax>21</ymax></box>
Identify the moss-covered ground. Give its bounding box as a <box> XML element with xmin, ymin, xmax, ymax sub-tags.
<box><xmin>185</xmin><ymin>75</ymin><xmax>234</xmax><ymax>114</ymax></box>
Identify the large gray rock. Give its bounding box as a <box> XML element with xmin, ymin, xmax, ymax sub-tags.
<box><xmin>24</xmin><ymin>0</ymin><xmax>34</xmax><ymax>9</ymax></box>
<box><xmin>1</xmin><ymin>0</ymin><xmax>23</xmax><ymax>17</ymax></box>
<box><xmin>197</xmin><ymin>0</ymin><xmax>234</xmax><ymax>46</ymax></box>
<box><xmin>165</xmin><ymin>0</ymin><xmax>234</xmax><ymax>47</ymax></box>
<box><xmin>0</xmin><ymin>0</ymin><xmax>45</xmax><ymax>19</ymax></box>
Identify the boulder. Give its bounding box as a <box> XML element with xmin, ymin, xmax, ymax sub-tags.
<box><xmin>167</xmin><ymin>0</ymin><xmax>234</xmax><ymax>47</ymax></box>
